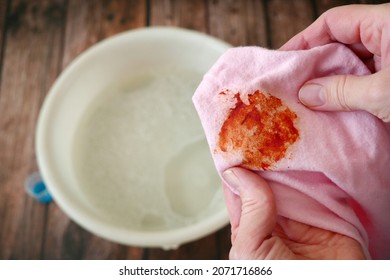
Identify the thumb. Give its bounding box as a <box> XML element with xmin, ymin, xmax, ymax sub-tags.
<box><xmin>222</xmin><ymin>167</ymin><xmax>276</xmax><ymax>255</ymax></box>
<box><xmin>298</xmin><ymin>68</ymin><xmax>390</xmax><ymax>122</ymax></box>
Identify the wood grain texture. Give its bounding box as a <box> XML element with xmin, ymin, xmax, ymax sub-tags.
<box><xmin>150</xmin><ymin>0</ymin><xmax>207</xmax><ymax>31</ymax></box>
<box><xmin>0</xmin><ymin>0</ymin><xmax>66</xmax><ymax>259</ymax></box>
<box><xmin>207</xmin><ymin>0</ymin><xmax>267</xmax><ymax>46</ymax></box>
<box><xmin>62</xmin><ymin>0</ymin><xmax>146</xmax><ymax>68</ymax></box>
<box><xmin>0</xmin><ymin>0</ymin><xmax>8</xmax><ymax>84</ymax></box>
<box><xmin>216</xmin><ymin>225</ymin><xmax>231</xmax><ymax>259</ymax></box>
<box><xmin>244</xmin><ymin>0</ymin><xmax>268</xmax><ymax>47</ymax></box>
<box><xmin>266</xmin><ymin>0</ymin><xmax>315</xmax><ymax>48</ymax></box>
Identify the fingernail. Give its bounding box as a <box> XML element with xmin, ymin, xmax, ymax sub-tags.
<box><xmin>222</xmin><ymin>169</ymin><xmax>241</xmax><ymax>192</ymax></box>
<box><xmin>299</xmin><ymin>84</ymin><xmax>325</xmax><ymax>107</ymax></box>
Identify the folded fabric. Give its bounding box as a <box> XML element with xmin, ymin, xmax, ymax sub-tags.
<box><xmin>192</xmin><ymin>43</ymin><xmax>390</xmax><ymax>259</ymax></box>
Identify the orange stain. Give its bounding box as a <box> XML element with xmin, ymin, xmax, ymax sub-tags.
<box><xmin>217</xmin><ymin>90</ymin><xmax>299</xmax><ymax>170</ymax></box>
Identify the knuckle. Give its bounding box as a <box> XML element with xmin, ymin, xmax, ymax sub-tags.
<box><xmin>363</xmin><ymin>72</ymin><xmax>390</xmax><ymax>121</ymax></box>
<box><xmin>366</xmin><ymin>76</ymin><xmax>387</xmax><ymax>104</ymax></box>
<box><xmin>241</xmin><ymin>195</ymin><xmax>273</xmax><ymax>217</ymax></box>
<box><xmin>330</xmin><ymin>75</ymin><xmax>353</xmax><ymax>111</ymax></box>
<box><xmin>327</xmin><ymin>70</ymin><xmax>390</xmax><ymax>120</ymax></box>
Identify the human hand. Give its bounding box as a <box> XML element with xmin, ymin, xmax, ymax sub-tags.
<box><xmin>281</xmin><ymin>4</ymin><xmax>390</xmax><ymax>122</ymax></box>
<box><xmin>222</xmin><ymin>167</ymin><xmax>365</xmax><ymax>260</ymax></box>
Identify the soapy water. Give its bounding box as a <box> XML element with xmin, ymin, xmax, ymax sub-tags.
<box><xmin>73</xmin><ymin>67</ymin><xmax>223</xmax><ymax>231</ymax></box>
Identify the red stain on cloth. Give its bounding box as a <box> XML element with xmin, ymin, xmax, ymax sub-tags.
<box><xmin>216</xmin><ymin>90</ymin><xmax>299</xmax><ymax>170</ymax></box>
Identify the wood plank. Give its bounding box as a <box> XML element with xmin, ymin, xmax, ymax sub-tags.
<box><xmin>100</xmin><ymin>0</ymin><xmax>147</xmax><ymax>37</ymax></box>
<box><xmin>207</xmin><ymin>0</ymin><xmax>267</xmax><ymax>47</ymax></box>
<box><xmin>245</xmin><ymin>0</ymin><xmax>268</xmax><ymax>47</ymax></box>
<box><xmin>216</xmin><ymin>225</ymin><xmax>231</xmax><ymax>259</ymax></box>
<box><xmin>266</xmin><ymin>0</ymin><xmax>315</xmax><ymax>48</ymax></box>
<box><xmin>150</xmin><ymin>0</ymin><xmax>207</xmax><ymax>32</ymax></box>
<box><xmin>0</xmin><ymin>0</ymin><xmax>66</xmax><ymax>259</ymax></box>
<box><xmin>42</xmin><ymin>0</ymin><xmax>146</xmax><ymax>260</ymax></box>
<box><xmin>62</xmin><ymin>0</ymin><xmax>147</xmax><ymax>68</ymax></box>
<box><xmin>0</xmin><ymin>0</ymin><xmax>8</xmax><ymax>85</ymax></box>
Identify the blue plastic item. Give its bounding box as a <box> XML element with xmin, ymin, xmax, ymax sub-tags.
<box><xmin>25</xmin><ymin>172</ymin><xmax>53</xmax><ymax>204</ymax></box>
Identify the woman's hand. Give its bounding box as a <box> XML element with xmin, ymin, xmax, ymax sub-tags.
<box><xmin>222</xmin><ymin>167</ymin><xmax>366</xmax><ymax>259</ymax></box>
<box><xmin>281</xmin><ymin>4</ymin><xmax>390</xmax><ymax>122</ymax></box>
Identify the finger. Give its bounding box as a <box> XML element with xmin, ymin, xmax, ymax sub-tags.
<box><xmin>298</xmin><ymin>67</ymin><xmax>390</xmax><ymax>122</ymax></box>
<box><xmin>281</xmin><ymin>5</ymin><xmax>375</xmax><ymax>49</ymax></box>
<box><xmin>222</xmin><ymin>167</ymin><xmax>277</xmax><ymax>254</ymax></box>
<box><xmin>222</xmin><ymin>183</ymin><xmax>241</xmax><ymax>241</ymax></box>
<box><xmin>281</xmin><ymin>4</ymin><xmax>387</xmax><ymax>59</ymax></box>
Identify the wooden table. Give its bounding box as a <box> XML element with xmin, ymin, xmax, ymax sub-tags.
<box><xmin>0</xmin><ymin>0</ymin><xmax>386</xmax><ymax>260</ymax></box>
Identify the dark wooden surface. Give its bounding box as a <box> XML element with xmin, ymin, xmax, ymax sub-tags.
<box><xmin>0</xmin><ymin>0</ymin><xmax>387</xmax><ymax>260</ymax></box>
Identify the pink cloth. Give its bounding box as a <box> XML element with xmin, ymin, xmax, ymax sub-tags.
<box><xmin>192</xmin><ymin>43</ymin><xmax>390</xmax><ymax>259</ymax></box>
